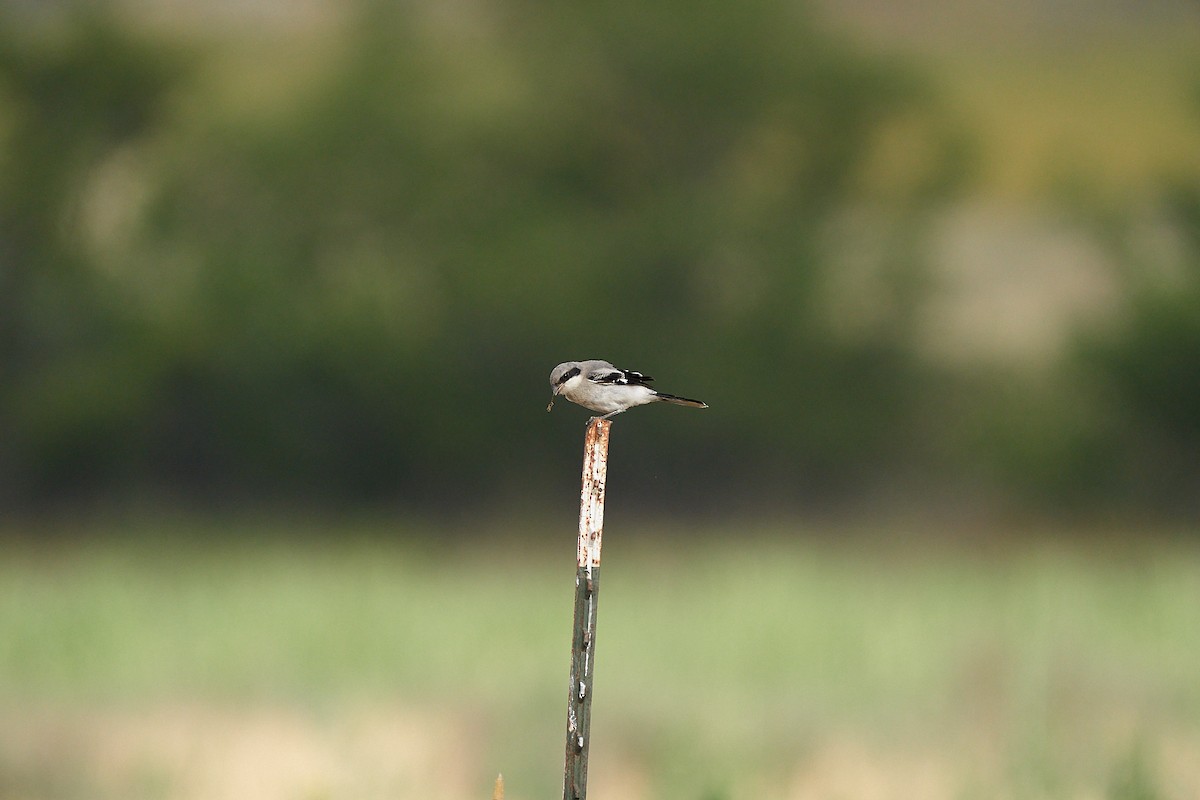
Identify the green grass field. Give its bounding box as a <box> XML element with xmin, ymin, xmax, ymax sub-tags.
<box><xmin>2</xmin><ymin>520</ymin><xmax>1198</xmax><ymax>799</ymax></box>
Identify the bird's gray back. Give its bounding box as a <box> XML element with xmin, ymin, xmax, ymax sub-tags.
<box><xmin>579</xmin><ymin>360</ymin><xmax>616</xmax><ymax>379</ymax></box>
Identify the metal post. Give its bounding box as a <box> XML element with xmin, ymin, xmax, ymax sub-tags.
<box><xmin>563</xmin><ymin>417</ymin><xmax>611</xmax><ymax>800</ymax></box>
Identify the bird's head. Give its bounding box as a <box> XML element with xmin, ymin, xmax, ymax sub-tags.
<box><xmin>547</xmin><ymin>361</ymin><xmax>583</xmax><ymax>411</ymax></box>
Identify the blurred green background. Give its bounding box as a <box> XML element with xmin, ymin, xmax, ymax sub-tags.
<box><xmin>2</xmin><ymin>0</ymin><xmax>1199</xmax><ymax>798</ymax></box>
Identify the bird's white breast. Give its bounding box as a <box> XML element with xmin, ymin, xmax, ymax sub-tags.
<box><xmin>562</xmin><ymin>376</ymin><xmax>656</xmax><ymax>414</ymax></box>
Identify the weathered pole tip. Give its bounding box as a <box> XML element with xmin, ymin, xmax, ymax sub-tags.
<box><xmin>586</xmin><ymin>416</ymin><xmax>612</xmax><ymax>431</ymax></box>
<box><xmin>492</xmin><ymin>773</ymin><xmax>504</xmax><ymax>800</ymax></box>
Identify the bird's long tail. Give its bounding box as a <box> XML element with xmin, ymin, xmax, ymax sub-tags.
<box><xmin>653</xmin><ymin>392</ymin><xmax>708</xmax><ymax>409</ymax></box>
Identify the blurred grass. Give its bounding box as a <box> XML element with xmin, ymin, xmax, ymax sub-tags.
<box><xmin>2</xmin><ymin>520</ymin><xmax>1199</xmax><ymax>798</ymax></box>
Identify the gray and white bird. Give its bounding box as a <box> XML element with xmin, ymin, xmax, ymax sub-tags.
<box><xmin>547</xmin><ymin>360</ymin><xmax>708</xmax><ymax>419</ymax></box>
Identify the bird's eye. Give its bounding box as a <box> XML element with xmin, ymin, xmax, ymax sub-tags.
<box><xmin>557</xmin><ymin>367</ymin><xmax>581</xmax><ymax>385</ymax></box>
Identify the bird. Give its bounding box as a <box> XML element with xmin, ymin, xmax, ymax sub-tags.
<box><xmin>547</xmin><ymin>360</ymin><xmax>708</xmax><ymax>420</ymax></box>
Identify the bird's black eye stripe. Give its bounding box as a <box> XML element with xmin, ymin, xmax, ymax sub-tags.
<box><xmin>556</xmin><ymin>367</ymin><xmax>581</xmax><ymax>385</ymax></box>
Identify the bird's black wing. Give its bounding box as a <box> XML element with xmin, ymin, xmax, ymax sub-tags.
<box><xmin>590</xmin><ymin>368</ymin><xmax>655</xmax><ymax>385</ymax></box>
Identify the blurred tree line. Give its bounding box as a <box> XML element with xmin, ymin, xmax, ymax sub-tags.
<box><xmin>1069</xmin><ymin>173</ymin><xmax>1200</xmax><ymax>513</ymax></box>
<box><xmin>0</xmin><ymin>2</ymin><xmax>1196</xmax><ymax>518</ymax></box>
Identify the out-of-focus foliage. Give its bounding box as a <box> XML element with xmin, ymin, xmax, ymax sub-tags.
<box><xmin>5</xmin><ymin>3</ymin><xmax>1196</xmax><ymax>518</ymax></box>
<box><xmin>913</xmin><ymin>68</ymin><xmax>1200</xmax><ymax>520</ymax></box>
<box><xmin>0</xmin><ymin>12</ymin><xmax>186</xmax><ymax>505</ymax></box>
<box><xmin>1073</xmin><ymin>172</ymin><xmax>1200</xmax><ymax>512</ymax></box>
<box><xmin>0</xmin><ymin>2</ymin><xmax>966</xmax><ymax>509</ymax></box>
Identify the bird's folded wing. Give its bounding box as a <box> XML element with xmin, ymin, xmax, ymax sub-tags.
<box><xmin>589</xmin><ymin>368</ymin><xmax>654</xmax><ymax>385</ymax></box>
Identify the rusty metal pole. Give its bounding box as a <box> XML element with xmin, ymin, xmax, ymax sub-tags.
<box><xmin>563</xmin><ymin>417</ymin><xmax>611</xmax><ymax>800</ymax></box>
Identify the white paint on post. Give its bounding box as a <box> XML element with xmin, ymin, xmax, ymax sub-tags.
<box><xmin>577</xmin><ymin>419</ymin><xmax>609</xmax><ymax>572</ymax></box>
